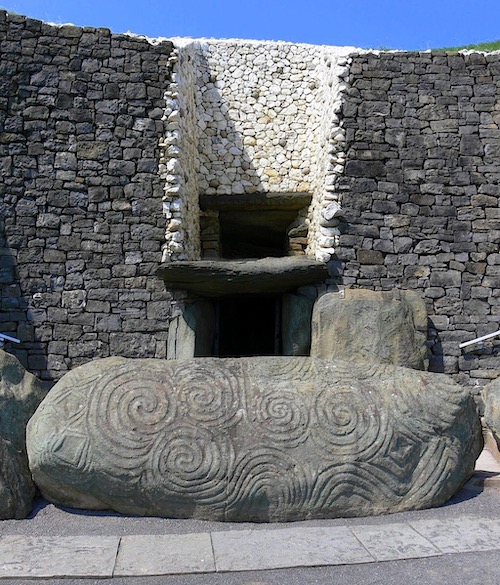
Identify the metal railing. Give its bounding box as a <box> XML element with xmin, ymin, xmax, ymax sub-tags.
<box><xmin>0</xmin><ymin>333</ymin><xmax>21</xmax><ymax>349</ymax></box>
<box><xmin>459</xmin><ymin>329</ymin><xmax>500</xmax><ymax>349</ymax></box>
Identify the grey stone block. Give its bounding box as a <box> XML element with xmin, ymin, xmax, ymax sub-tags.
<box><xmin>310</xmin><ymin>289</ymin><xmax>428</xmax><ymax>370</ymax></box>
<box><xmin>114</xmin><ymin>534</ymin><xmax>215</xmax><ymax>576</ymax></box>
<box><xmin>212</xmin><ymin>526</ymin><xmax>374</xmax><ymax>571</ymax></box>
<box><xmin>0</xmin><ymin>536</ymin><xmax>119</xmax><ymax>579</ymax></box>
<box><xmin>350</xmin><ymin>523</ymin><xmax>441</xmax><ymax>561</ymax></box>
<box><xmin>410</xmin><ymin>517</ymin><xmax>500</xmax><ymax>553</ymax></box>
<box><xmin>0</xmin><ymin>350</ymin><xmax>47</xmax><ymax>519</ymax></box>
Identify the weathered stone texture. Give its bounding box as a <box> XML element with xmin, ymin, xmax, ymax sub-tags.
<box><xmin>0</xmin><ymin>350</ymin><xmax>47</xmax><ymax>518</ymax></box>
<box><xmin>311</xmin><ymin>289</ymin><xmax>428</xmax><ymax>369</ymax></box>
<box><xmin>483</xmin><ymin>377</ymin><xmax>500</xmax><ymax>451</ymax></box>
<box><xmin>27</xmin><ymin>356</ymin><xmax>481</xmax><ymax>522</ymax></box>
<box><xmin>0</xmin><ymin>11</ymin><xmax>175</xmax><ymax>381</ymax></box>
<box><xmin>336</xmin><ymin>51</ymin><xmax>500</xmax><ymax>394</ymax></box>
<box><xmin>157</xmin><ymin>257</ymin><xmax>329</xmax><ymax>297</ymax></box>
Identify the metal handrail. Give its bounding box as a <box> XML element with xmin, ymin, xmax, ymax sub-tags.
<box><xmin>0</xmin><ymin>333</ymin><xmax>21</xmax><ymax>348</ymax></box>
<box><xmin>459</xmin><ymin>329</ymin><xmax>500</xmax><ymax>349</ymax></box>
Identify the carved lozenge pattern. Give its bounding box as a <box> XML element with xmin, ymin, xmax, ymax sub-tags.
<box><xmin>27</xmin><ymin>357</ymin><xmax>482</xmax><ymax>522</ymax></box>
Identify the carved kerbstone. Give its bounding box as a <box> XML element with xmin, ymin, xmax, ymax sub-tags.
<box><xmin>27</xmin><ymin>357</ymin><xmax>481</xmax><ymax>522</ymax></box>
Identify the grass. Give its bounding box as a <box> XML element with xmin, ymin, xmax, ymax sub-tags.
<box><xmin>377</xmin><ymin>40</ymin><xmax>500</xmax><ymax>52</ymax></box>
<box><xmin>436</xmin><ymin>40</ymin><xmax>500</xmax><ymax>52</ymax></box>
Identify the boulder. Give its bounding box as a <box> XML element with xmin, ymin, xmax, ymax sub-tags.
<box><xmin>0</xmin><ymin>350</ymin><xmax>47</xmax><ymax>519</ymax></box>
<box><xmin>27</xmin><ymin>356</ymin><xmax>480</xmax><ymax>522</ymax></box>
<box><xmin>483</xmin><ymin>377</ymin><xmax>500</xmax><ymax>450</ymax></box>
<box><xmin>311</xmin><ymin>289</ymin><xmax>428</xmax><ymax>370</ymax></box>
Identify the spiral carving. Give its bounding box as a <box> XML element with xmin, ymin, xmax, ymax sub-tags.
<box><xmin>312</xmin><ymin>384</ymin><xmax>385</xmax><ymax>458</ymax></box>
<box><xmin>264</xmin><ymin>356</ymin><xmax>317</xmax><ymax>381</ymax></box>
<box><xmin>310</xmin><ymin>462</ymin><xmax>400</xmax><ymax>514</ymax></box>
<box><xmin>26</xmin><ymin>356</ymin><xmax>481</xmax><ymax>522</ymax></box>
<box><xmin>254</xmin><ymin>389</ymin><xmax>309</xmax><ymax>447</ymax></box>
<box><xmin>173</xmin><ymin>361</ymin><xmax>242</xmax><ymax>429</ymax></box>
<box><xmin>393</xmin><ymin>371</ymin><xmax>465</xmax><ymax>438</ymax></box>
<box><xmin>146</xmin><ymin>424</ymin><xmax>229</xmax><ymax>509</ymax></box>
<box><xmin>87</xmin><ymin>363</ymin><xmax>176</xmax><ymax>472</ymax></box>
<box><xmin>226</xmin><ymin>448</ymin><xmax>308</xmax><ymax>521</ymax></box>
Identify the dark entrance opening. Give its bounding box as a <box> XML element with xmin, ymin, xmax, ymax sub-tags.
<box><xmin>215</xmin><ymin>296</ymin><xmax>280</xmax><ymax>357</ymax></box>
<box><xmin>219</xmin><ymin>210</ymin><xmax>299</xmax><ymax>259</ymax></box>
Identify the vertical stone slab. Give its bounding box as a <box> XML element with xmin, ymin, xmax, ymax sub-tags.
<box><xmin>282</xmin><ymin>293</ymin><xmax>314</xmax><ymax>355</ymax></box>
<box><xmin>167</xmin><ymin>301</ymin><xmax>215</xmax><ymax>359</ymax></box>
<box><xmin>311</xmin><ymin>289</ymin><xmax>428</xmax><ymax>369</ymax></box>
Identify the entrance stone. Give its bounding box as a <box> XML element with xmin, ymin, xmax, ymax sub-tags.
<box><xmin>27</xmin><ymin>356</ymin><xmax>481</xmax><ymax>522</ymax></box>
<box><xmin>0</xmin><ymin>350</ymin><xmax>47</xmax><ymax>518</ymax></box>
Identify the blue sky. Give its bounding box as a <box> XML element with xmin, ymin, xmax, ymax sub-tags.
<box><xmin>1</xmin><ymin>0</ymin><xmax>499</xmax><ymax>50</ymax></box>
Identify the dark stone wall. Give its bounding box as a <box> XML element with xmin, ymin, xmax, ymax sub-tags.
<box><xmin>0</xmin><ymin>11</ymin><xmax>175</xmax><ymax>381</ymax></box>
<box><xmin>336</xmin><ymin>51</ymin><xmax>500</xmax><ymax>394</ymax></box>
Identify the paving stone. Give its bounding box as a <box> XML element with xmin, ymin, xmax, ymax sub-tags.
<box><xmin>211</xmin><ymin>526</ymin><xmax>375</xmax><ymax>572</ymax></box>
<box><xmin>350</xmin><ymin>523</ymin><xmax>442</xmax><ymax>561</ymax></box>
<box><xmin>0</xmin><ymin>536</ymin><xmax>119</xmax><ymax>579</ymax></box>
<box><xmin>410</xmin><ymin>517</ymin><xmax>500</xmax><ymax>553</ymax></box>
<box><xmin>114</xmin><ymin>533</ymin><xmax>215</xmax><ymax>576</ymax></box>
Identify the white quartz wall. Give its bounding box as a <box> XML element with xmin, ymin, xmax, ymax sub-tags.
<box><xmin>307</xmin><ymin>49</ymin><xmax>352</xmax><ymax>261</ymax></box>
<box><xmin>161</xmin><ymin>39</ymin><xmax>355</xmax><ymax>262</ymax></box>
<box><xmin>195</xmin><ymin>41</ymin><xmax>320</xmax><ymax>195</ymax></box>
<box><xmin>160</xmin><ymin>44</ymin><xmax>201</xmax><ymax>261</ymax></box>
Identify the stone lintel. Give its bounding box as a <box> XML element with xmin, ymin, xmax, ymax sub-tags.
<box><xmin>199</xmin><ymin>192</ymin><xmax>311</xmax><ymax>212</ymax></box>
<box><xmin>157</xmin><ymin>256</ymin><xmax>328</xmax><ymax>297</ymax></box>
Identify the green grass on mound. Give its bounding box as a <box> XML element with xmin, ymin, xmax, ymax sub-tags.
<box><xmin>438</xmin><ymin>40</ymin><xmax>500</xmax><ymax>52</ymax></box>
<box><xmin>377</xmin><ymin>40</ymin><xmax>500</xmax><ymax>52</ymax></box>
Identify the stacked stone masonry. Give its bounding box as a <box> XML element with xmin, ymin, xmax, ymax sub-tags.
<box><xmin>2</xmin><ymin>9</ymin><xmax>500</xmax><ymax>394</ymax></box>
<box><xmin>336</xmin><ymin>50</ymin><xmax>500</xmax><ymax>397</ymax></box>
<box><xmin>0</xmin><ymin>11</ymin><xmax>175</xmax><ymax>380</ymax></box>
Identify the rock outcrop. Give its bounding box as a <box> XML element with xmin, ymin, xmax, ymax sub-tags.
<box><xmin>0</xmin><ymin>350</ymin><xmax>47</xmax><ymax>519</ymax></box>
<box><xmin>27</xmin><ymin>356</ymin><xmax>481</xmax><ymax>522</ymax></box>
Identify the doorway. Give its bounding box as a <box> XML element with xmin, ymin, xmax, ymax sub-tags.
<box><xmin>214</xmin><ymin>296</ymin><xmax>281</xmax><ymax>357</ymax></box>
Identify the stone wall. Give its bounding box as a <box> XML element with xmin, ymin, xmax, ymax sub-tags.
<box><xmin>3</xmin><ymin>8</ymin><xmax>500</xmax><ymax>392</ymax></box>
<box><xmin>336</xmin><ymin>50</ymin><xmax>500</xmax><ymax>395</ymax></box>
<box><xmin>161</xmin><ymin>40</ymin><xmax>353</xmax><ymax>262</ymax></box>
<box><xmin>0</xmin><ymin>11</ymin><xmax>175</xmax><ymax>381</ymax></box>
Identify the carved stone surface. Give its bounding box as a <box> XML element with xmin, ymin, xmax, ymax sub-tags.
<box><xmin>311</xmin><ymin>289</ymin><xmax>428</xmax><ymax>370</ymax></box>
<box><xmin>27</xmin><ymin>357</ymin><xmax>481</xmax><ymax>522</ymax></box>
<box><xmin>0</xmin><ymin>350</ymin><xmax>48</xmax><ymax>519</ymax></box>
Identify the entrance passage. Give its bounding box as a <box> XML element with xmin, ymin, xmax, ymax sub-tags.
<box><xmin>215</xmin><ymin>296</ymin><xmax>280</xmax><ymax>357</ymax></box>
<box><xmin>219</xmin><ymin>210</ymin><xmax>299</xmax><ymax>259</ymax></box>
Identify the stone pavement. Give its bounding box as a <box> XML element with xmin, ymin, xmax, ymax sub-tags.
<box><xmin>0</xmin><ymin>449</ymin><xmax>499</xmax><ymax>581</ymax></box>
